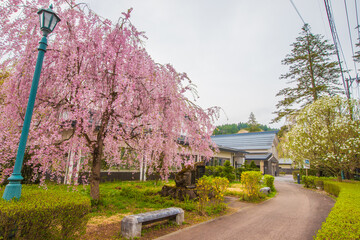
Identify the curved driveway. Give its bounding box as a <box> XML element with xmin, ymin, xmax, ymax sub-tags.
<box><xmin>157</xmin><ymin>176</ymin><xmax>334</xmax><ymax>240</ymax></box>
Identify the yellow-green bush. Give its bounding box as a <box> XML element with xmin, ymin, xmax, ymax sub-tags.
<box><xmin>241</xmin><ymin>171</ymin><xmax>262</xmax><ymax>201</ymax></box>
<box><xmin>315</xmin><ymin>181</ymin><xmax>360</xmax><ymax>239</ymax></box>
<box><xmin>0</xmin><ymin>186</ymin><xmax>90</xmax><ymax>240</ymax></box>
<box><xmin>212</xmin><ymin>176</ymin><xmax>229</xmax><ymax>205</ymax></box>
<box><xmin>196</xmin><ymin>176</ymin><xmax>229</xmax><ymax>215</ymax></box>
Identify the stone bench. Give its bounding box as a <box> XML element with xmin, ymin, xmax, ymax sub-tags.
<box><xmin>260</xmin><ymin>187</ymin><xmax>271</xmax><ymax>195</ymax></box>
<box><xmin>121</xmin><ymin>207</ymin><xmax>184</xmax><ymax>238</ymax></box>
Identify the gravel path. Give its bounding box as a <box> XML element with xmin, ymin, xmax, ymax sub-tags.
<box><xmin>157</xmin><ymin>178</ymin><xmax>334</xmax><ymax>240</ymax></box>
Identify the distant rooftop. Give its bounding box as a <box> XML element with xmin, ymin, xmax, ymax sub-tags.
<box><xmin>279</xmin><ymin>158</ymin><xmax>293</xmax><ymax>164</ymax></box>
<box><xmin>245</xmin><ymin>153</ymin><xmax>272</xmax><ymax>161</ymax></box>
<box><xmin>211</xmin><ymin>131</ymin><xmax>278</xmax><ymax>151</ymax></box>
<box><xmin>217</xmin><ymin>145</ymin><xmax>248</xmax><ymax>153</ymax></box>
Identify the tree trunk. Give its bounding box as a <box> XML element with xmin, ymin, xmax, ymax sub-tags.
<box><xmin>89</xmin><ymin>107</ymin><xmax>111</xmax><ymax>201</ymax></box>
<box><xmin>306</xmin><ymin>35</ymin><xmax>318</xmax><ymax>101</ymax></box>
<box><xmin>90</xmin><ymin>142</ymin><xmax>103</xmax><ymax>201</ymax></box>
<box><xmin>144</xmin><ymin>160</ymin><xmax>147</xmax><ymax>181</ymax></box>
<box><xmin>140</xmin><ymin>158</ymin><xmax>143</xmax><ymax>181</ymax></box>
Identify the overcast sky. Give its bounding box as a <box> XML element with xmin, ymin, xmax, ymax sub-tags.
<box><xmin>82</xmin><ymin>0</ymin><xmax>360</xmax><ymax>128</ymax></box>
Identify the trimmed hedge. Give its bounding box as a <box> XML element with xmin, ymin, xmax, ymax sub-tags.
<box><xmin>323</xmin><ymin>181</ymin><xmax>340</xmax><ymax>197</ymax></box>
<box><xmin>315</xmin><ymin>181</ymin><xmax>360</xmax><ymax>239</ymax></box>
<box><xmin>0</xmin><ymin>186</ymin><xmax>91</xmax><ymax>240</ymax></box>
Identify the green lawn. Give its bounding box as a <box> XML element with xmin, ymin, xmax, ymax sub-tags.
<box><xmin>0</xmin><ymin>180</ymin><xmax>197</xmax><ymax>216</ymax></box>
<box><xmin>85</xmin><ymin>180</ymin><xmax>197</xmax><ymax>217</ymax></box>
<box><xmin>0</xmin><ymin>179</ymin><xmax>278</xmax><ymax>239</ymax></box>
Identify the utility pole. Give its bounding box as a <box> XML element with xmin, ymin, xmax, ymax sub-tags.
<box><xmin>346</xmin><ymin>76</ymin><xmax>360</xmax><ymax>99</ymax></box>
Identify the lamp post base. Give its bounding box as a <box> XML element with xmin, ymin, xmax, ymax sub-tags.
<box><xmin>2</xmin><ymin>174</ymin><xmax>23</xmax><ymax>201</ymax></box>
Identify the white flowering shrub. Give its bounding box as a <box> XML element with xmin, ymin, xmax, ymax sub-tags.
<box><xmin>282</xmin><ymin>96</ymin><xmax>360</xmax><ymax>179</ymax></box>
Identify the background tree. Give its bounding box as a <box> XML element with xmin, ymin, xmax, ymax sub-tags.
<box><xmin>282</xmin><ymin>96</ymin><xmax>360</xmax><ymax>180</ymax></box>
<box><xmin>272</xmin><ymin>24</ymin><xmax>342</xmax><ymax>123</ymax></box>
<box><xmin>213</xmin><ymin>123</ymin><xmax>239</xmax><ymax>135</ymax></box>
<box><xmin>0</xmin><ymin>0</ymin><xmax>219</xmax><ymax>200</ymax></box>
<box><xmin>246</xmin><ymin>112</ymin><xmax>262</xmax><ymax>132</ymax></box>
<box><xmin>213</xmin><ymin>121</ymin><xmax>277</xmax><ymax>135</ymax></box>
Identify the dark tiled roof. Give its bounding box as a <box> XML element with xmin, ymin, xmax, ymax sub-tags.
<box><xmin>245</xmin><ymin>153</ymin><xmax>272</xmax><ymax>160</ymax></box>
<box><xmin>217</xmin><ymin>145</ymin><xmax>248</xmax><ymax>153</ymax></box>
<box><xmin>211</xmin><ymin>131</ymin><xmax>278</xmax><ymax>151</ymax></box>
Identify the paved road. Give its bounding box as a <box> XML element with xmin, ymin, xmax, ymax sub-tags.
<box><xmin>157</xmin><ymin>177</ymin><xmax>334</xmax><ymax>240</ymax></box>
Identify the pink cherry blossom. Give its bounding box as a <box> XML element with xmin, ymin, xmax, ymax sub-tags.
<box><xmin>0</xmin><ymin>0</ymin><xmax>219</xmax><ymax>200</ymax></box>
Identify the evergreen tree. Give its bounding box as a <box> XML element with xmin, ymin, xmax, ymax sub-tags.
<box><xmin>246</xmin><ymin>112</ymin><xmax>262</xmax><ymax>132</ymax></box>
<box><xmin>249</xmin><ymin>161</ymin><xmax>258</xmax><ymax>169</ymax></box>
<box><xmin>272</xmin><ymin>24</ymin><xmax>342</xmax><ymax>123</ymax></box>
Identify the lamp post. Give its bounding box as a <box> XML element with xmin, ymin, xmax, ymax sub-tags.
<box><xmin>2</xmin><ymin>5</ymin><xmax>61</xmax><ymax>201</ymax></box>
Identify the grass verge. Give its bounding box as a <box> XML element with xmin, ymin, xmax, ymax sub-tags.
<box><xmin>315</xmin><ymin>180</ymin><xmax>360</xmax><ymax>240</ymax></box>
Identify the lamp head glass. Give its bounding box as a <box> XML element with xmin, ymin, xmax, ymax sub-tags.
<box><xmin>37</xmin><ymin>4</ymin><xmax>61</xmax><ymax>33</ymax></box>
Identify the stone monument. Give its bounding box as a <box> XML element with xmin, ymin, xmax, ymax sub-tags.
<box><xmin>159</xmin><ymin>162</ymin><xmax>205</xmax><ymax>201</ymax></box>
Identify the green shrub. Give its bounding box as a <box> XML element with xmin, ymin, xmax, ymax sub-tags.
<box><xmin>220</xmin><ymin>161</ymin><xmax>235</xmax><ymax>182</ymax></box>
<box><xmin>196</xmin><ymin>176</ymin><xmax>229</xmax><ymax>215</ymax></box>
<box><xmin>235</xmin><ymin>168</ymin><xmax>243</xmax><ymax>181</ymax></box>
<box><xmin>241</xmin><ymin>171</ymin><xmax>262</xmax><ymax>201</ymax></box>
<box><xmin>205</xmin><ymin>161</ymin><xmax>235</xmax><ymax>182</ymax></box>
<box><xmin>0</xmin><ymin>186</ymin><xmax>90</xmax><ymax>240</ymax></box>
<box><xmin>302</xmin><ymin>175</ymin><xmax>316</xmax><ymax>188</ymax></box>
<box><xmin>249</xmin><ymin>161</ymin><xmax>258</xmax><ymax>169</ymax></box>
<box><xmin>315</xmin><ymin>181</ymin><xmax>360</xmax><ymax>239</ymax></box>
<box><xmin>243</xmin><ymin>161</ymin><xmax>260</xmax><ymax>172</ymax></box>
<box><xmin>205</xmin><ymin>166</ymin><xmax>220</xmax><ymax>177</ymax></box>
<box><xmin>263</xmin><ymin>174</ymin><xmax>275</xmax><ymax>191</ymax></box>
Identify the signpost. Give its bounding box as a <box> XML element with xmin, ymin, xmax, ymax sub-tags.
<box><xmin>304</xmin><ymin>159</ymin><xmax>310</xmax><ymax>176</ymax></box>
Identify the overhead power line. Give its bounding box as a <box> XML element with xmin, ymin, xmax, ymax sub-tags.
<box><xmin>324</xmin><ymin>0</ymin><xmax>350</xmax><ymax>98</ymax></box>
<box><xmin>355</xmin><ymin>0</ymin><xmax>360</xmax><ymax>88</ymax></box>
<box><xmin>289</xmin><ymin>0</ymin><xmax>307</xmax><ymax>25</ymax></box>
<box><xmin>344</xmin><ymin>0</ymin><xmax>358</xmax><ymax>76</ymax></box>
<box><xmin>356</xmin><ymin>0</ymin><xmax>360</xmax><ymax>44</ymax></box>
